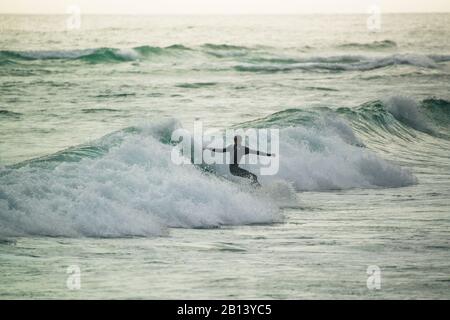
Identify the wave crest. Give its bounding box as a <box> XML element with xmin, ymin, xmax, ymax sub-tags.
<box><xmin>337</xmin><ymin>40</ymin><xmax>397</xmax><ymax>50</ymax></box>
<box><xmin>2</xmin><ymin>44</ymin><xmax>449</xmax><ymax>73</ymax></box>
<box><xmin>0</xmin><ymin>45</ymin><xmax>190</xmax><ymax>63</ymax></box>
<box><xmin>4</xmin><ymin>96</ymin><xmax>446</xmax><ymax>238</ymax></box>
<box><xmin>235</xmin><ymin>53</ymin><xmax>443</xmax><ymax>73</ymax></box>
<box><xmin>0</xmin><ymin>121</ymin><xmax>278</xmax><ymax>238</ymax></box>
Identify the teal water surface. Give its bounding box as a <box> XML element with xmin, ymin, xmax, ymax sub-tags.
<box><xmin>0</xmin><ymin>14</ymin><xmax>449</xmax><ymax>299</ymax></box>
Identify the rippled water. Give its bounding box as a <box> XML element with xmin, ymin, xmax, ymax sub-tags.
<box><xmin>0</xmin><ymin>14</ymin><xmax>449</xmax><ymax>299</ymax></box>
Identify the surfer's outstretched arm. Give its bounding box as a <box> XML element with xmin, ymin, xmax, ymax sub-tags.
<box><xmin>245</xmin><ymin>147</ymin><xmax>275</xmax><ymax>157</ymax></box>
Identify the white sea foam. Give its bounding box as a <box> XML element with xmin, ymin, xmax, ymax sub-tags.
<box><xmin>115</xmin><ymin>48</ymin><xmax>140</xmax><ymax>61</ymax></box>
<box><xmin>199</xmin><ymin>117</ymin><xmax>416</xmax><ymax>191</ymax></box>
<box><xmin>384</xmin><ymin>96</ymin><xmax>433</xmax><ymax>133</ymax></box>
<box><xmin>0</xmin><ymin>123</ymin><xmax>278</xmax><ymax>238</ymax></box>
<box><xmin>0</xmin><ymin>116</ymin><xmax>418</xmax><ymax>238</ymax></box>
<box><xmin>253</xmin><ymin>126</ymin><xmax>417</xmax><ymax>191</ymax></box>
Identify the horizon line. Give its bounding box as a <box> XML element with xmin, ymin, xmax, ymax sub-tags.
<box><xmin>1</xmin><ymin>11</ymin><xmax>450</xmax><ymax>15</ymax></box>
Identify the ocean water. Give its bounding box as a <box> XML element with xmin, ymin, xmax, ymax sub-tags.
<box><xmin>0</xmin><ymin>14</ymin><xmax>449</xmax><ymax>299</ymax></box>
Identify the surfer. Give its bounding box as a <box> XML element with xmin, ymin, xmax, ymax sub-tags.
<box><xmin>207</xmin><ymin>135</ymin><xmax>275</xmax><ymax>186</ymax></box>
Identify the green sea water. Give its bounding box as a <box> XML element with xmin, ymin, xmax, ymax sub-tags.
<box><xmin>0</xmin><ymin>14</ymin><xmax>449</xmax><ymax>299</ymax></box>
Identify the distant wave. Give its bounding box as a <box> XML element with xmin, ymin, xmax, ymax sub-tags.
<box><xmin>176</xmin><ymin>82</ymin><xmax>217</xmax><ymax>89</ymax></box>
<box><xmin>305</xmin><ymin>86</ymin><xmax>339</xmax><ymax>92</ymax></box>
<box><xmin>81</xmin><ymin>108</ymin><xmax>122</xmax><ymax>113</ymax></box>
<box><xmin>202</xmin><ymin>43</ymin><xmax>250</xmax><ymax>50</ymax></box>
<box><xmin>201</xmin><ymin>43</ymin><xmax>253</xmax><ymax>58</ymax></box>
<box><xmin>1</xmin><ymin>45</ymin><xmax>449</xmax><ymax>74</ymax></box>
<box><xmin>337</xmin><ymin>40</ymin><xmax>397</xmax><ymax>50</ymax></box>
<box><xmin>243</xmin><ymin>97</ymin><xmax>449</xmax><ymax>139</ymax></box>
<box><xmin>94</xmin><ymin>93</ymin><xmax>136</xmax><ymax>99</ymax></box>
<box><xmin>0</xmin><ymin>110</ymin><xmax>22</xmax><ymax>119</ymax></box>
<box><xmin>0</xmin><ymin>45</ymin><xmax>191</xmax><ymax>63</ymax></box>
<box><xmin>235</xmin><ymin>53</ymin><xmax>448</xmax><ymax>73</ymax></box>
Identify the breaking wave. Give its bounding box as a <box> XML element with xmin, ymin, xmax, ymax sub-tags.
<box><xmin>2</xmin><ymin>96</ymin><xmax>447</xmax><ymax>238</ymax></box>
<box><xmin>1</xmin><ymin>44</ymin><xmax>449</xmax><ymax>74</ymax></box>
<box><xmin>234</xmin><ymin>53</ymin><xmax>446</xmax><ymax>73</ymax></box>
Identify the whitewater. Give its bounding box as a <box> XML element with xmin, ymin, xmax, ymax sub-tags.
<box><xmin>0</xmin><ymin>14</ymin><xmax>449</xmax><ymax>299</ymax></box>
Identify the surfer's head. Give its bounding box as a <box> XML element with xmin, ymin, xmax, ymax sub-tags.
<box><xmin>234</xmin><ymin>135</ymin><xmax>242</xmax><ymax>145</ymax></box>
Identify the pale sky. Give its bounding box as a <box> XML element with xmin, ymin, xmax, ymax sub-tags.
<box><xmin>1</xmin><ymin>0</ymin><xmax>449</xmax><ymax>14</ymax></box>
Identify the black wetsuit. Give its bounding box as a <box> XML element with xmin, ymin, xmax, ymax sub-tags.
<box><xmin>211</xmin><ymin>144</ymin><xmax>270</xmax><ymax>186</ymax></box>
